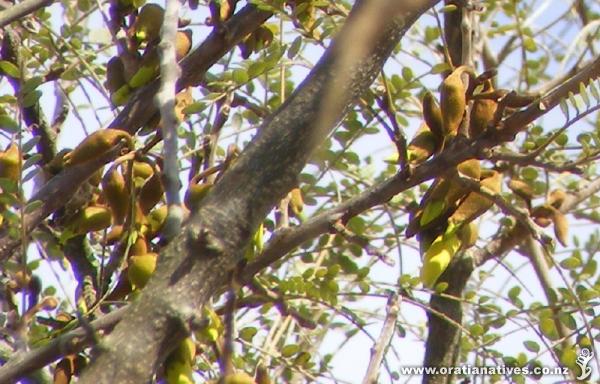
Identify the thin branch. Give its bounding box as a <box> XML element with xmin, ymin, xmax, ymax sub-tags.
<box><xmin>246</xmin><ymin>279</ymin><xmax>317</xmax><ymax>329</ymax></box>
<box><xmin>473</xmin><ymin>175</ymin><xmax>600</xmax><ymax>266</ymax></box>
<box><xmin>0</xmin><ymin>142</ymin><xmax>128</xmax><ymax>261</ymax></box>
<box><xmin>0</xmin><ymin>0</ymin><xmax>55</xmax><ymax>28</ymax></box>
<box><xmin>110</xmin><ymin>4</ymin><xmax>272</xmax><ymax>134</ymax></box>
<box><xmin>500</xmin><ymin>54</ymin><xmax>600</xmax><ymax>140</ymax></box>
<box><xmin>0</xmin><ymin>307</ymin><xmax>126</xmax><ymax>384</ymax></box>
<box><xmin>524</xmin><ymin>237</ymin><xmax>573</xmax><ymax>345</ymax></box>
<box><xmin>156</xmin><ymin>0</ymin><xmax>184</xmax><ymax>241</ymax></box>
<box><xmin>361</xmin><ymin>292</ymin><xmax>399</xmax><ymax>384</ymax></box>
<box><xmin>331</xmin><ymin>221</ymin><xmax>395</xmax><ymax>266</ymax></box>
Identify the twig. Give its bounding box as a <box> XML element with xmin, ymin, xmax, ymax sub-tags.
<box><xmin>378</xmin><ymin>71</ymin><xmax>408</xmax><ymax>171</ymax></box>
<box><xmin>331</xmin><ymin>221</ymin><xmax>394</xmax><ymax>266</ymax></box>
<box><xmin>156</xmin><ymin>0</ymin><xmax>184</xmax><ymax>241</ymax></box>
<box><xmin>489</xmin><ymin>150</ymin><xmax>583</xmax><ymax>175</ymax></box>
<box><xmin>246</xmin><ymin>279</ymin><xmax>317</xmax><ymax>329</ymax></box>
<box><xmin>523</xmin><ymin>236</ymin><xmax>576</xmax><ymax>382</ymax></box>
<box><xmin>220</xmin><ymin>287</ymin><xmax>236</xmax><ymax>376</ymax></box>
<box><xmin>432</xmin><ymin>5</ymin><xmax>453</xmax><ymax>68</ymax></box>
<box><xmin>455</xmin><ymin>174</ymin><xmax>549</xmax><ymax>242</ymax></box>
<box><xmin>473</xmin><ymin>175</ymin><xmax>600</xmax><ymax>267</ymax></box>
<box><xmin>361</xmin><ymin>292</ymin><xmax>399</xmax><ymax>384</ymax></box>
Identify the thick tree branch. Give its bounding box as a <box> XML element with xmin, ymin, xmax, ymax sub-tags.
<box><xmin>77</xmin><ymin>1</ymin><xmax>441</xmax><ymax>383</ymax></box>
<box><xmin>422</xmin><ymin>245</ymin><xmax>473</xmax><ymax>384</ymax></box>
<box><xmin>3</xmin><ymin>7</ymin><xmax>599</xmax><ymax>384</ymax></box>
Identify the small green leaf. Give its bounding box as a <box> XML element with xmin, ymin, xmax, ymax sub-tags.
<box><xmin>431</xmin><ymin>62</ymin><xmax>451</xmax><ymax>74</ymax></box>
<box><xmin>22</xmin><ymin>76</ymin><xmax>43</xmax><ymax>94</ymax></box>
<box><xmin>232</xmin><ymin>69</ymin><xmax>249</xmax><ymax>85</ymax></box>
<box><xmin>579</xmin><ymin>82</ymin><xmax>590</xmax><ymax>108</ymax></box>
<box><xmin>559</xmin><ymin>313</ymin><xmax>577</xmax><ymax>330</ymax></box>
<box><xmin>358</xmin><ymin>281</ymin><xmax>369</xmax><ymax>293</ymax></box>
<box><xmin>248</xmin><ymin>61</ymin><xmax>266</xmax><ymax>78</ymax></box>
<box><xmin>539</xmin><ymin>317</ymin><xmax>558</xmax><ymax>340</ymax></box>
<box><xmin>434</xmin><ymin>281</ymin><xmax>448</xmax><ymax>293</ymax></box>
<box><xmin>23</xmin><ymin>169</ymin><xmax>39</xmax><ymax>183</ymax></box>
<box><xmin>559</xmin><ymin>99</ymin><xmax>569</xmax><ymax>118</ymax></box>
<box><xmin>470</xmin><ymin>324</ymin><xmax>485</xmax><ymax>337</ymax></box>
<box><xmin>521</xmin><ymin>167</ymin><xmax>538</xmax><ymax>181</ymax></box>
<box><xmin>567</xmin><ymin>91</ymin><xmax>580</xmax><ymax>114</ymax></box>
<box><xmin>523</xmin><ymin>340</ymin><xmax>540</xmax><ymax>353</ymax></box>
<box><xmin>182</xmin><ymin>102</ymin><xmax>206</xmax><ymax>115</ymax></box>
<box><xmin>424</xmin><ymin>26</ymin><xmax>439</xmax><ymax>43</ymax></box>
<box><xmin>402</xmin><ymin>67</ymin><xmax>413</xmax><ymax>82</ymax></box>
<box><xmin>238</xmin><ymin>327</ymin><xmax>257</xmax><ymax>342</ymax></box>
<box><xmin>523</xmin><ymin>37</ymin><xmax>536</xmax><ymax>52</ymax></box>
<box><xmin>440</xmin><ymin>4</ymin><xmax>457</xmax><ymax>12</ymax></box>
<box><xmin>588</xmin><ymin>79</ymin><xmax>600</xmax><ymax>101</ymax></box>
<box><xmin>560</xmin><ymin>257</ymin><xmax>581</xmax><ymax>269</ymax></box>
<box><xmin>0</xmin><ymin>178</ymin><xmax>18</xmax><ymax>193</ymax></box>
<box><xmin>23</xmin><ymin>153</ymin><xmax>42</xmax><ymax>170</ymax></box>
<box><xmin>22</xmin><ymin>90</ymin><xmax>42</xmax><ymax>108</ymax></box>
<box><xmin>0</xmin><ymin>61</ymin><xmax>20</xmax><ymax>78</ymax></box>
<box><xmin>555</xmin><ymin>133</ymin><xmax>568</xmax><ymax>146</ymax></box>
<box><xmin>281</xmin><ymin>344</ymin><xmax>300</xmax><ymax>358</ymax></box>
<box><xmin>508</xmin><ymin>286</ymin><xmax>521</xmax><ymax>301</ymax></box>
<box><xmin>287</xmin><ymin>36</ymin><xmax>302</xmax><ymax>59</ymax></box>
<box><xmin>0</xmin><ymin>115</ymin><xmax>19</xmax><ymax>133</ymax></box>
<box><xmin>22</xmin><ymin>136</ymin><xmax>40</xmax><ymax>153</ymax></box>
<box><xmin>25</xmin><ymin>199</ymin><xmax>43</xmax><ymax>213</ymax></box>
<box><xmin>582</xmin><ymin>259</ymin><xmax>597</xmax><ymax>277</ymax></box>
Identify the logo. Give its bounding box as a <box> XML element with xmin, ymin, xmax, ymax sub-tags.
<box><xmin>576</xmin><ymin>347</ymin><xmax>594</xmax><ymax>380</ymax></box>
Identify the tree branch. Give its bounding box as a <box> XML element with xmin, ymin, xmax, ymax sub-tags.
<box><xmin>0</xmin><ymin>143</ymin><xmax>127</xmax><ymax>261</ymax></box>
<box><xmin>0</xmin><ymin>0</ymin><xmax>55</xmax><ymax>28</ymax></box>
<box><xmin>110</xmin><ymin>4</ymin><xmax>272</xmax><ymax>134</ymax></box>
<box><xmin>0</xmin><ymin>307</ymin><xmax>125</xmax><ymax>384</ymax></box>
<box><xmin>362</xmin><ymin>292</ymin><xmax>400</xmax><ymax>384</ymax></box>
<box><xmin>156</xmin><ymin>0</ymin><xmax>184</xmax><ymax>240</ymax></box>
<box><xmin>77</xmin><ymin>1</ymin><xmax>441</xmax><ymax>382</ymax></box>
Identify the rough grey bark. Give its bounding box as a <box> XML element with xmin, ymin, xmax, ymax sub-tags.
<box><xmin>423</xmin><ymin>257</ymin><xmax>472</xmax><ymax>384</ymax></box>
<box><xmin>422</xmin><ymin>4</ymin><xmax>471</xmax><ymax>381</ymax></box>
<box><xmin>1</xmin><ymin>51</ymin><xmax>598</xmax><ymax>384</ymax></box>
<box><xmin>77</xmin><ymin>1</ymin><xmax>441</xmax><ymax>382</ymax></box>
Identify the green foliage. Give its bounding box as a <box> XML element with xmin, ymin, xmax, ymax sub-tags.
<box><xmin>0</xmin><ymin>1</ymin><xmax>599</xmax><ymax>383</ymax></box>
